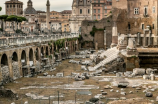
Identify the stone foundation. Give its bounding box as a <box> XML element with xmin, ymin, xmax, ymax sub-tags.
<box><xmin>12</xmin><ymin>62</ymin><xmax>20</xmax><ymax>80</ymax></box>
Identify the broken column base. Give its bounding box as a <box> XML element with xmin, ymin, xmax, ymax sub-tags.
<box><xmin>117</xmin><ymin>45</ymin><xmax>127</xmax><ymax>50</ymax></box>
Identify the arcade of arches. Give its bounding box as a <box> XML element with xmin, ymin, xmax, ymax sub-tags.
<box><xmin>0</xmin><ymin>39</ymin><xmax>79</xmax><ymax>82</ymax></box>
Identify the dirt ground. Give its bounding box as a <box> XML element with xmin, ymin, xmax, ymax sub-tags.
<box><xmin>0</xmin><ymin>55</ymin><xmax>158</xmax><ymax>104</ymax></box>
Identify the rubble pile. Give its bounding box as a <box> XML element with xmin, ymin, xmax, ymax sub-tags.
<box><xmin>36</xmin><ymin>61</ymin><xmax>41</xmax><ymax>71</ymax></box>
<box><xmin>0</xmin><ymin>88</ymin><xmax>18</xmax><ymax>99</ymax></box>
<box><xmin>1</xmin><ymin>65</ymin><xmax>12</xmax><ymax>83</ymax></box>
<box><xmin>12</xmin><ymin>61</ymin><xmax>20</xmax><ymax>80</ymax></box>
<box><xmin>74</xmin><ymin>72</ymin><xmax>90</xmax><ymax>81</ymax></box>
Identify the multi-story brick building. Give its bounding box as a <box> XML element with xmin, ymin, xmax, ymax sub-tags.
<box><xmin>5</xmin><ymin>0</ymin><xmax>23</xmax><ymax>16</ymax></box>
<box><xmin>50</xmin><ymin>10</ymin><xmax>71</xmax><ymax>21</ymax></box>
<box><xmin>91</xmin><ymin>0</ymin><xmax>112</xmax><ymax>20</ymax></box>
<box><xmin>112</xmin><ymin>0</ymin><xmax>158</xmax><ymax>46</ymax></box>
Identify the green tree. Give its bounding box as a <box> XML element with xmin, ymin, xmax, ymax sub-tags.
<box><xmin>0</xmin><ymin>15</ymin><xmax>8</xmax><ymax>32</ymax></box>
<box><xmin>6</xmin><ymin>15</ymin><xmax>27</xmax><ymax>31</ymax></box>
<box><xmin>0</xmin><ymin>7</ymin><xmax>2</xmax><ymax>11</ymax></box>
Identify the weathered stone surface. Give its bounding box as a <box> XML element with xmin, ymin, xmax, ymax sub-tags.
<box><xmin>143</xmin><ymin>75</ymin><xmax>150</xmax><ymax>80</ymax></box>
<box><xmin>133</xmin><ymin>68</ymin><xmax>145</xmax><ymax>76</ymax></box>
<box><xmin>146</xmin><ymin>68</ymin><xmax>154</xmax><ymax>75</ymax></box>
<box><xmin>120</xmin><ymin>92</ymin><xmax>126</xmax><ymax>95</ymax></box>
<box><xmin>12</xmin><ymin>62</ymin><xmax>20</xmax><ymax>80</ymax></box>
<box><xmin>102</xmin><ymin>92</ymin><xmax>107</xmax><ymax>95</ymax></box>
<box><xmin>156</xmin><ymin>96</ymin><xmax>158</xmax><ymax>102</ymax></box>
<box><xmin>145</xmin><ymin>92</ymin><xmax>153</xmax><ymax>97</ymax></box>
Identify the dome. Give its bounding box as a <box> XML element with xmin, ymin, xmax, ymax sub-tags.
<box><xmin>24</xmin><ymin>7</ymin><xmax>37</xmax><ymax>14</ymax></box>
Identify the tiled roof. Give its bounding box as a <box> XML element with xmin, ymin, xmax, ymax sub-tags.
<box><xmin>61</xmin><ymin>10</ymin><xmax>72</xmax><ymax>14</ymax></box>
<box><xmin>5</xmin><ymin>0</ymin><xmax>23</xmax><ymax>4</ymax></box>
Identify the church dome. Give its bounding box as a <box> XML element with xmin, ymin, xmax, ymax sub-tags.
<box><xmin>24</xmin><ymin>0</ymin><xmax>37</xmax><ymax>14</ymax></box>
<box><xmin>24</xmin><ymin>7</ymin><xmax>37</xmax><ymax>14</ymax></box>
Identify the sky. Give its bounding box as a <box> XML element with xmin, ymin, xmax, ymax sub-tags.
<box><xmin>0</xmin><ymin>0</ymin><xmax>73</xmax><ymax>15</ymax></box>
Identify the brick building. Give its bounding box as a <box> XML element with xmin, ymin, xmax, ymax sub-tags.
<box><xmin>91</xmin><ymin>0</ymin><xmax>112</xmax><ymax>20</ymax></box>
<box><xmin>5</xmin><ymin>0</ymin><xmax>23</xmax><ymax>16</ymax></box>
<box><xmin>112</xmin><ymin>0</ymin><xmax>158</xmax><ymax>46</ymax></box>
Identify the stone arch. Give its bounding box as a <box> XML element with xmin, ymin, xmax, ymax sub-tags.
<box><xmin>35</xmin><ymin>48</ymin><xmax>39</xmax><ymax>61</ymax></box>
<box><xmin>1</xmin><ymin>54</ymin><xmax>10</xmax><ymax>82</ymax></box>
<box><xmin>12</xmin><ymin>52</ymin><xmax>20</xmax><ymax>80</ymax></box>
<box><xmin>29</xmin><ymin>48</ymin><xmax>33</xmax><ymax>61</ymax></box>
<box><xmin>12</xmin><ymin>52</ymin><xmax>18</xmax><ymax>62</ymax></box>
<box><xmin>1</xmin><ymin>54</ymin><xmax>8</xmax><ymax>66</ymax></box>
<box><xmin>21</xmin><ymin>50</ymin><xmax>26</xmax><ymax>65</ymax></box>
<box><xmin>29</xmin><ymin>48</ymin><xmax>33</xmax><ymax>66</ymax></box>
<box><xmin>21</xmin><ymin>50</ymin><xmax>28</xmax><ymax>77</ymax></box>
<box><xmin>41</xmin><ymin>47</ymin><xmax>44</xmax><ymax>57</ymax></box>
<box><xmin>46</xmin><ymin>46</ymin><xmax>49</xmax><ymax>56</ymax></box>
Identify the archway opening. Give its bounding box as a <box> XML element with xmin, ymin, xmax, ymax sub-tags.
<box><xmin>21</xmin><ymin>50</ymin><xmax>28</xmax><ymax>77</ymax></box>
<box><xmin>41</xmin><ymin>47</ymin><xmax>44</xmax><ymax>58</ymax></box>
<box><xmin>29</xmin><ymin>48</ymin><xmax>33</xmax><ymax>66</ymax></box>
<box><xmin>12</xmin><ymin>52</ymin><xmax>18</xmax><ymax>62</ymax></box>
<box><xmin>21</xmin><ymin>50</ymin><xmax>26</xmax><ymax>65</ymax></box>
<box><xmin>1</xmin><ymin>54</ymin><xmax>8</xmax><ymax>66</ymax></box>
<box><xmin>1</xmin><ymin>54</ymin><xmax>10</xmax><ymax>82</ymax></box>
<box><xmin>46</xmin><ymin>46</ymin><xmax>49</xmax><ymax>56</ymax></box>
<box><xmin>12</xmin><ymin>52</ymin><xmax>20</xmax><ymax>80</ymax></box>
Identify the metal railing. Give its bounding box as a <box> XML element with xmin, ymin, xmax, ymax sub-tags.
<box><xmin>0</xmin><ymin>33</ymin><xmax>79</xmax><ymax>47</ymax></box>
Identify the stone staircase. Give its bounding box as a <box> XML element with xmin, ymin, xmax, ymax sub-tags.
<box><xmin>89</xmin><ymin>47</ymin><xmax>119</xmax><ymax>71</ymax></box>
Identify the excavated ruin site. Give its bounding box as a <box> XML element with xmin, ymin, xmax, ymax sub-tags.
<box><xmin>1</xmin><ymin>49</ymin><xmax>158</xmax><ymax>104</ymax></box>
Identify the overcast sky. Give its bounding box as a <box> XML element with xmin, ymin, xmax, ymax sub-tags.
<box><xmin>0</xmin><ymin>0</ymin><xmax>73</xmax><ymax>15</ymax></box>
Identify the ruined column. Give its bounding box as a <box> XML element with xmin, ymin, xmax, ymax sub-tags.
<box><xmin>48</xmin><ymin>46</ymin><xmax>50</xmax><ymax>56</ymax></box>
<box><xmin>8</xmin><ymin>55</ymin><xmax>13</xmax><ymax>79</ymax></box>
<box><xmin>95</xmin><ymin>41</ymin><xmax>98</xmax><ymax>50</ymax></box>
<box><xmin>137</xmin><ymin>33</ymin><xmax>140</xmax><ymax>46</ymax></box>
<box><xmin>26</xmin><ymin>50</ymin><xmax>30</xmax><ymax>75</ymax></box>
<box><xmin>33</xmin><ymin>48</ymin><xmax>36</xmax><ymax>68</ymax></box>
<box><xmin>18</xmin><ymin>52</ymin><xmax>23</xmax><ymax>78</ymax></box>
<box><xmin>148</xmin><ymin>30</ymin><xmax>151</xmax><ymax>46</ymax></box>
<box><xmin>143</xmin><ymin>34</ymin><xmax>146</xmax><ymax>47</ymax></box>
<box><xmin>104</xmin><ymin>30</ymin><xmax>107</xmax><ymax>49</ymax></box>
<box><xmin>111</xmin><ymin>22</ymin><xmax>118</xmax><ymax>47</ymax></box>
<box><xmin>0</xmin><ymin>66</ymin><xmax>2</xmax><ymax>82</ymax></box>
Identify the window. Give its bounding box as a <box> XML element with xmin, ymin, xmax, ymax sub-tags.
<box><xmin>142</xmin><ymin>24</ymin><xmax>144</xmax><ymax>30</ymax></box>
<box><xmin>153</xmin><ymin>6</ymin><xmax>155</xmax><ymax>13</ymax></box>
<box><xmin>98</xmin><ymin>15</ymin><xmax>100</xmax><ymax>19</ymax></box>
<box><xmin>105</xmin><ymin>10</ymin><xmax>107</xmax><ymax>13</ymax></box>
<box><xmin>94</xmin><ymin>9</ymin><xmax>96</xmax><ymax>13</ymax></box>
<box><xmin>98</xmin><ymin>9</ymin><xmax>100</xmax><ymax>13</ymax></box>
<box><xmin>88</xmin><ymin>9</ymin><xmax>90</xmax><ymax>14</ymax></box>
<box><xmin>144</xmin><ymin>6</ymin><xmax>148</xmax><ymax>15</ymax></box>
<box><xmin>80</xmin><ymin>9</ymin><xmax>82</xmax><ymax>14</ymax></box>
<box><xmin>153</xmin><ymin>24</ymin><xmax>154</xmax><ymax>29</ymax></box>
<box><xmin>134</xmin><ymin>8</ymin><xmax>139</xmax><ymax>14</ymax></box>
<box><xmin>94</xmin><ymin>15</ymin><xmax>96</xmax><ymax>19</ymax></box>
<box><xmin>105</xmin><ymin>6</ymin><xmax>107</xmax><ymax>9</ymax></box>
